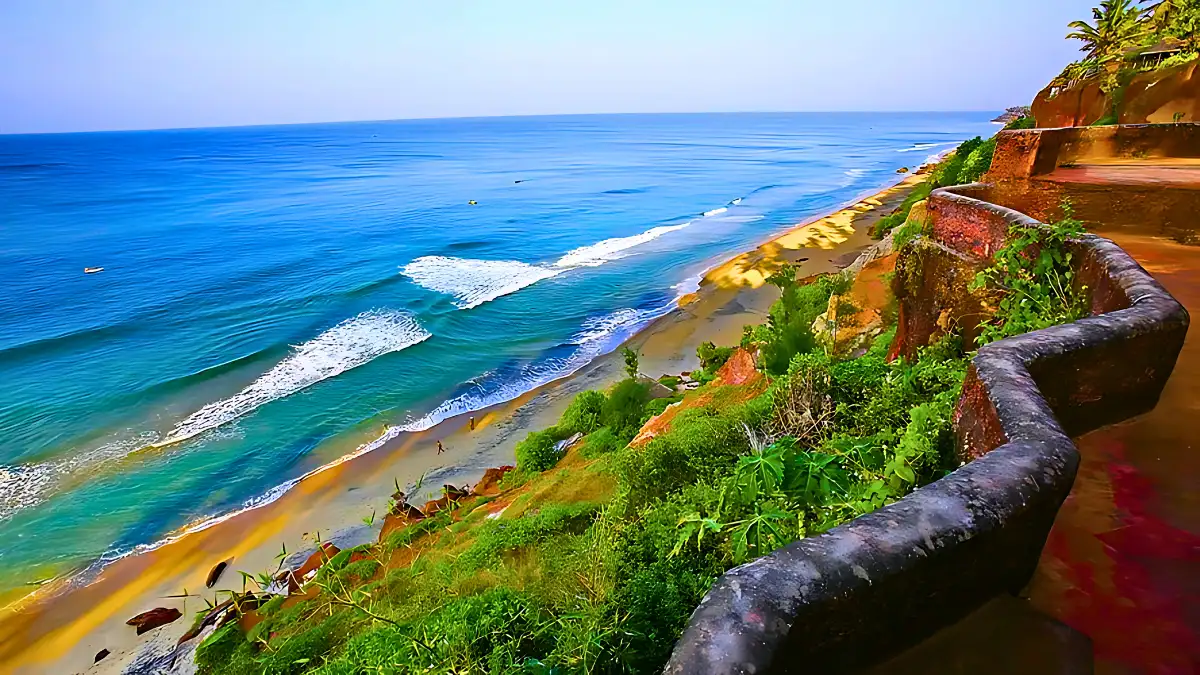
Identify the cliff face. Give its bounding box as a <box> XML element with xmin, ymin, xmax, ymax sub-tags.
<box><xmin>1032</xmin><ymin>60</ymin><xmax>1200</xmax><ymax>127</ymax></box>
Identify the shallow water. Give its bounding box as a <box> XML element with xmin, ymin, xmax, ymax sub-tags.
<box><xmin>0</xmin><ymin>112</ymin><xmax>994</xmax><ymax>596</ymax></box>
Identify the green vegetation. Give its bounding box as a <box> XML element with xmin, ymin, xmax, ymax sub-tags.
<box><xmin>1003</xmin><ymin>115</ymin><xmax>1039</xmax><ymax>130</ymax></box>
<box><xmin>559</xmin><ymin>390</ymin><xmax>607</xmax><ymax>437</ymax></box>
<box><xmin>932</xmin><ymin>136</ymin><xmax>997</xmax><ymax>189</ymax></box>
<box><xmin>971</xmin><ymin>202</ymin><xmax>1090</xmax><ymax>346</ymax></box>
<box><xmin>515</xmin><ymin>428</ymin><xmax>566</xmax><ymax>472</ymax></box>
<box><xmin>1054</xmin><ymin>0</ymin><xmax>1200</xmax><ymax>99</ymax></box>
<box><xmin>869</xmin><ymin>181</ymin><xmax>932</xmax><ymax>239</ymax></box>
<box><xmin>196</xmin><ymin>189</ymin><xmax>1091</xmax><ymax>674</ymax></box>
<box><xmin>621</xmin><ymin>347</ymin><xmax>639</xmax><ymax>378</ymax></box>
<box><xmin>872</xmin><ymin>131</ymin><xmax>1002</xmax><ymax>240</ymax></box>
<box><xmin>745</xmin><ymin>269</ymin><xmax>849</xmax><ymax>375</ymax></box>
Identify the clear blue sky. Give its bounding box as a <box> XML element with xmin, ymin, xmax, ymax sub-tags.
<box><xmin>0</xmin><ymin>0</ymin><xmax>1094</xmax><ymax>134</ymax></box>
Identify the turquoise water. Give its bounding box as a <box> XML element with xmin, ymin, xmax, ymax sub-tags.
<box><xmin>0</xmin><ymin>112</ymin><xmax>994</xmax><ymax>593</ymax></box>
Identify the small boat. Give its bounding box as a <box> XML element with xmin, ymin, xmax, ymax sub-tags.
<box><xmin>84</xmin><ymin>267</ymin><xmax>104</xmax><ymax>274</ymax></box>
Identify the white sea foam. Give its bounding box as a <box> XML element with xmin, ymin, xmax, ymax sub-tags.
<box><xmin>401</xmin><ymin>256</ymin><xmax>563</xmax><ymax>309</ymax></box>
<box><xmin>0</xmin><ymin>431</ymin><xmax>159</xmax><ymax>522</ymax></box>
<box><xmin>22</xmin><ymin>302</ymin><xmax>675</xmax><ymax>584</ymax></box>
<box><xmin>898</xmin><ymin>142</ymin><xmax>946</xmax><ymax>153</ymax></box>
<box><xmin>393</xmin><ymin>304</ymin><xmax>668</xmax><ymax>434</ymax></box>
<box><xmin>703</xmin><ymin>206</ymin><xmax>728</xmax><ymax>217</ymax></box>
<box><xmin>844</xmin><ymin>168</ymin><xmax>868</xmax><ymax>179</ymax></box>
<box><xmin>405</xmin><ymin>217</ymin><xmax>708</xmax><ymax>307</ymax></box>
<box><xmin>155</xmin><ymin>310</ymin><xmax>430</xmax><ymax>447</ymax></box>
<box><xmin>553</xmin><ymin>223</ymin><xmax>690</xmax><ymax>268</ymax></box>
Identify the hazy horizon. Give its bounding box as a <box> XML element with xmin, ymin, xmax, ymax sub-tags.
<box><xmin>1</xmin><ymin>0</ymin><xmax>1093</xmax><ymax>135</ymax></box>
<box><xmin>1</xmin><ymin>109</ymin><xmax>1010</xmax><ymax>137</ymax></box>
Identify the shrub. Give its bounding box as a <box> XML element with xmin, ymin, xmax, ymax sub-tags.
<box><xmin>971</xmin><ymin>200</ymin><xmax>1089</xmax><ymax>346</ymax></box>
<box><xmin>515</xmin><ymin>429</ymin><xmax>563</xmax><ymax>472</ymax></box>
<box><xmin>870</xmin><ymin>181</ymin><xmax>932</xmax><ymax>239</ymax></box>
<box><xmin>459</xmin><ymin>502</ymin><xmax>599</xmax><ymax>570</ymax></box>
<box><xmin>641</xmin><ymin>395</ymin><xmax>681</xmax><ymax>424</ymax></box>
<box><xmin>754</xmin><ymin>271</ymin><xmax>848</xmax><ymax>375</ymax></box>
<box><xmin>696</xmin><ymin>341</ymin><xmax>735</xmax><ymax>373</ymax></box>
<box><xmin>619</xmin><ymin>396</ymin><xmax>768</xmax><ymax>503</ymax></box>
<box><xmin>558</xmin><ymin>390</ymin><xmax>607</xmax><ymax>437</ymax></box>
<box><xmin>580</xmin><ymin>426</ymin><xmax>622</xmax><ymax>458</ymax></box>
<box><xmin>621</xmin><ymin>347</ymin><xmax>639</xmax><ymax>378</ymax></box>
<box><xmin>959</xmin><ymin>137</ymin><xmax>996</xmax><ymax>184</ymax></box>
<box><xmin>1003</xmin><ymin>116</ymin><xmax>1037</xmax><ymax>130</ymax></box>
<box><xmin>601</xmin><ymin>378</ymin><xmax>651</xmax><ymax>441</ymax></box>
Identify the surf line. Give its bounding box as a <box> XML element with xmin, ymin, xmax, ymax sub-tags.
<box><xmin>150</xmin><ymin>309</ymin><xmax>431</xmax><ymax>450</ymax></box>
<box><xmin>401</xmin><ymin>198</ymin><xmax>744</xmax><ymax>310</ymax></box>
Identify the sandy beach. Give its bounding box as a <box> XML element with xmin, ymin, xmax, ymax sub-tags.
<box><xmin>0</xmin><ymin>173</ymin><xmax>927</xmax><ymax>675</ymax></box>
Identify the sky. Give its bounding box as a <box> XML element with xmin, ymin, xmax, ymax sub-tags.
<box><xmin>0</xmin><ymin>0</ymin><xmax>1096</xmax><ymax>134</ymax></box>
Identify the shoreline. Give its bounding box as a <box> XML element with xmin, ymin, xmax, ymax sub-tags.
<box><xmin>0</xmin><ymin>172</ymin><xmax>928</xmax><ymax>675</ymax></box>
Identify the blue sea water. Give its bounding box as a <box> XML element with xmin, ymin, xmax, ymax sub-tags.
<box><xmin>0</xmin><ymin>112</ymin><xmax>995</xmax><ymax>594</ymax></box>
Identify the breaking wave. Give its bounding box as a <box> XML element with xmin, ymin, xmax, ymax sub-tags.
<box><xmin>400</xmin><ymin>257</ymin><xmax>564</xmax><ymax>310</ymax></box>
<box><xmin>396</xmin><ymin>304</ymin><xmax>670</xmax><ymax>434</ymax></box>
<box><xmin>553</xmin><ymin>223</ymin><xmax>690</xmax><ymax>268</ymax></box>
<box><xmin>404</xmin><ymin>200</ymin><xmax>741</xmax><ymax>309</ymax></box>
<box><xmin>0</xmin><ymin>310</ymin><xmax>430</xmax><ymax>522</ymax></box>
<box><xmin>155</xmin><ymin>310</ymin><xmax>431</xmax><ymax>448</ymax></box>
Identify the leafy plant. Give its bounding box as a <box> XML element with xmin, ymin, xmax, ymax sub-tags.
<box><xmin>1068</xmin><ymin>0</ymin><xmax>1148</xmax><ymax>61</ymax></box>
<box><xmin>600</xmin><ymin>378</ymin><xmax>651</xmax><ymax>442</ymax></box>
<box><xmin>621</xmin><ymin>347</ymin><xmax>640</xmax><ymax>379</ymax></box>
<box><xmin>559</xmin><ymin>390</ymin><xmax>607</xmax><ymax>437</ymax></box>
<box><xmin>696</xmin><ymin>341</ymin><xmax>735</xmax><ymax>373</ymax></box>
<box><xmin>516</xmin><ymin>429</ymin><xmax>565</xmax><ymax>472</ymax></box>
<box><xmin>751</xmin><ymin>270</ymin><xmax>848</xmax><ymax>375</ymax></box>
<box><xmin>971</xmin><ymin>201</ymin><xmax>1090</xmax><ymax>346</ymax></box>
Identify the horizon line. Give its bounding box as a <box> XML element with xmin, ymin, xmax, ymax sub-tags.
<box><xmin>1</xmin><ymin>108</ymin><xmax>1005</xmax><ymax>138</ymax></box>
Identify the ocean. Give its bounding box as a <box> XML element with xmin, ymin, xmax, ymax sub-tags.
<box><xmin>0</xmin><ymin>112</ymin><xmax>995</xmax><ymax>598</ymax></box>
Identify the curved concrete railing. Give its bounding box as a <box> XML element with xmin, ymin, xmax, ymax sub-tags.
<box><xmin>665</xmin><ymin>185</ymin><xmax>1189</xmax><ymax>674</ymax></box>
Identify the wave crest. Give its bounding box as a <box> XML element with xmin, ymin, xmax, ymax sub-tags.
<box><xmin>155</xmin><ymin>309</ymin><xmax>430</xmax><ymax>447</ymax></box>
<box><xmin>401</xmin><ymin>257</ymin><xmax>563</xmax><ymax>310</ymax></box>
<box><xmin>403</xmin><ymin>200</ymin><xmax>741</xmax><ymax>309</ymax></box>
<box><xmin>553</xmin><ymin>223</ymin><xmax>689</xmax><ymax>268</ymax></box>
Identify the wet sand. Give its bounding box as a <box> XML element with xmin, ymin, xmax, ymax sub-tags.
<box><xmin>0</xmin><ymin>174</ymin><xmax>926</xmax><ymax>675</ymax></box>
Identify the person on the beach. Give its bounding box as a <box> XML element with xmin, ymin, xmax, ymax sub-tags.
<box><xmin>469</xmin><ymin>416</ymin><xmax>475</xmax><ymax>431</ymax></box>
<box><xmin>437</xmin><ymin>440</ymin><xmax>445</xmax><ymax>455</ymax></box>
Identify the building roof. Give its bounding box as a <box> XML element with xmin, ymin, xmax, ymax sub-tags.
<box><xmin>1127</xmin><ymin>38</ymin><xmax>1187</xmax><ymax>58</ymax></box>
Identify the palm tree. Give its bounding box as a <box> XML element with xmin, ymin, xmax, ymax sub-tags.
<box><xmin>1141</xmin><ymin>0</ymin><xmax>1199</xmax><ymax>50</ymax></box>
<box><xmin>1068</xmin><ymin>0</ymin><xmax>1150</xmax><ymax>60</ymax></box>
<box><xmin>1140</xmin><ymin>1</ymin><xmax>1178</xmax><ymax>29</ymax></box>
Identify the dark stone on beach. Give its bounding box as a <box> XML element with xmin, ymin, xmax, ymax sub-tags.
<box><xmin>95</xmin><ymin>648</ymin><xmax>110</xmax><ymax>663</ymax></box>
<box><xmin>897</xmin><ymin>166</ymin><xmax>910</xmax><ymax>173</ymax></box>
<box><xmin>421</xmin><ymin>484</ymin><xmax>470</xmax><ymax>516</ymax></box>
<box><xmin>205</xmin><ymin>560</ymin><xmax>229</xmax><ymax>588</ymax></box>
<box><xmin>472</xmin><ymin>465</ymin><xmax>514</xmax><ymax>496</ymax></box>
<box><xmin>389</xmin><ymin>500</ymin><xmax>425</xmax><ymax>520</ymax></box>
<box><xmin>177</xmin><ymin>598</ymin><xmax>234</xmax><ymax>644</ymax></box>
<box><xmin>295</xmin><ymin>543</ymin><xmax>340</xmax><ymax>579</ymax></box>
<box><xmin>126</xmin><ymin>607</ymin><xmax>182</xmax><ymax>635</ymax></box>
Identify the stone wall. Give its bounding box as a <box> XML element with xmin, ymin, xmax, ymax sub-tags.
<box><xmin>987</xmin><ymin>124</ymin><xmax>1200</xmax><ymax>182</ymax></box>
<box><xmin>665</xmin><ymin>186</ymin><xmax>1189</xmax><ymax>674</ymax></box>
